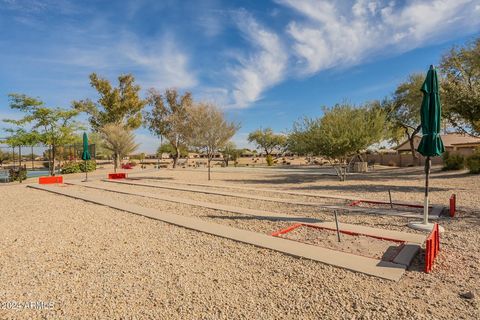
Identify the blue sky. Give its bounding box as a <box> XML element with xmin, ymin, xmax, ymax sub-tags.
<box><xmin>1</xmin><ymin>0</ymin><xmax>479</xmax><ymax>153</ymax></box>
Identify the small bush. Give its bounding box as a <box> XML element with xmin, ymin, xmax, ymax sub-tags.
<box><xmin>9</xmin><ymin>168</ymin><xmax>27</xmax><ymax>182</ymax></box>
<box><xmin>442</xmin><ymin>152</ymin><xmax>465</xmax><ymax>171</ymax></box>
<box><xmin>129</xmin><ymin>160</ymin><xmax>138</xmax><ymax>167</ymax></box>
<box><xmin>466</xmin><ymin>151</ymin><xmax>480</xmax><ymax>174</ymax></box>
<box><xmin>266</xmin><ymin>154</ymin><xmax>274</xmax><ymax>166</ymax></box>
<box><xmin>61</xmin><ymin>162</ymin><xmax>81</xmax><ymax>174</ymax></box>
<box><xmin>79</xmin><ymin>160</ymin><xmax>96</xmax><ymax>172</ymax></box>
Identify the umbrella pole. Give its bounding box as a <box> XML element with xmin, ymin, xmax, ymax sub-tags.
<box><xmin>85</xmin><ymin>159</ymin><xmax>88</xmax><ymax>182</ymax></box>
<box><xmin>423</xmin><ymin>156</ymin><xmax>431</xmax><ymax>225</ymax></box>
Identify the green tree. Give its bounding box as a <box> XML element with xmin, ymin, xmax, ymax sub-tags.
<box><xmin>0</xmin><ymin>149</ymin><xmax>10</xmax><ymax>167</ymax></box>
<box><xmin>220</xmin><ymin>142</ymin><xmax>241</xmax><ymax>167</ymax></box>
<box><xmin>156</xmin><ymin>143</ymin><xmax>188</xmax><ymax>158</ymax></box>
<box><xmin>287</xmin><ymin>117</ymin><xmax>318</xmax><ymax>156</ymax></box>
<box><xmin>73</xmin><ymin>73</ymin><xmax>147</xmax><ymax>131</ymax></box>
<box><xmin>188</xmin><ymin>102</ymin><xmax>239</xmax><ymax>180</ymax></box>
<box><xmin>100</xmin><ymin>123</ymin><xmax>139</xmax><ymax>173</ymax></box>
<box><xmin>385</xmin><ymin>74</ymin><xmax>425</xmax><ymax>160</ymax></box>
<box><xmin>3</xmin><ymin>128</ymin><xmax>41</xmax><ymax>181</ymax></box>
<box><xmin>247</xmin><ymin>128</ymin><xmax>286</xmax><ymax>165</ymax></box>
<box><xmin>288</xmin><ymin>103</ymin><xmax>385</xmax><ymax>180</ymax></box>
<box><xmin>3</xmin><ymin>94</ymin><xmax>79</xmax><ymax>176</ymax></box>
<box><xmin>440</xmin><ymin>38</ymin><xmax>480</xmax><ymax>136</ymax></box>
<box><xmin>144</xmin><ymin>88</ymin><xmax>193</xmax><ymax>168</ymax></box>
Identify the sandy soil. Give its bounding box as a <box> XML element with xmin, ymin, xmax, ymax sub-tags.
<box><xmin>0</xmin><ymin>165</ymin><xmax>478</xmax><ymax>319</ymax></box>
<box><xmin>280</xmin><ymin>225</ymin><xmax>404</xmax><ymax>261</ymax></box>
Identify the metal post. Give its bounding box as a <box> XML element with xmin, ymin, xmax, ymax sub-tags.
<box><xmin>334</xmin><ymin>210</ymin><xmax>341</xmax><ymax>242</ymax></box>
<box><xmin>424</xmin><ymin>156</ymin><xmax>431</xmax><ymax>225</ymax></box>
<box><xmin>388</xmin><ymin>189</ymin><xmax>393</xmax><ymax>209</ymax></box>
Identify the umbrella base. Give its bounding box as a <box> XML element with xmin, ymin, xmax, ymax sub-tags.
<box><xmin>408</xmin><ymin>221</ymin><xmax>444</xmax><ymax>233</ymax></box>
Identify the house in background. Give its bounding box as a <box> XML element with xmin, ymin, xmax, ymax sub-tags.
<box><xmin>396</xmin><ymin>133</ymin><xmax>480</xmax><ymax>156</ymax></box>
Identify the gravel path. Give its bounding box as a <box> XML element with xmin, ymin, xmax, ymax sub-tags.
<box><xmin>0</xmin><ymin>166</ymin><xmax>478</xmax><ymax>319</ymax></box>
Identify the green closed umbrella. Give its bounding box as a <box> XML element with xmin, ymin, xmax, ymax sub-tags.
<box><xmin>409</xmin><ymin>65</ymin><xmax>445</xmax><ymax>232</ymax></box>
<box><xmin>81</xmin><ymin>132</ymin><xmax>91</xmax><ymax>182</ymax></box>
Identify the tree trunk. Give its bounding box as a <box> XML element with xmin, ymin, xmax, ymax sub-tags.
<box><xmin>51</xmin><ymin>145</ymin><xmax>56</xmax><ymax>176</ymax></box>
<box><xmin>172</xmin><ymin>146</ymin><xmax>179</xmax><ymax>168</ymax></box>
<box><xmin>18</xmin><ymin>146</ymin><xmax>22</xmax><ymax>169</ymax></box>
<box><xmin>114</xmin><ymin>153</ymin><xmax>118</xmax><ymax>173</ymax></box>
<box><xmin>18</xmin><ymin>146</ymin><xmax>23</xmax><ymax>183</ymax></box>
<box><xmin>208</xmin><ymin>158</ymin><xmax>211</xmax><ymax>181</ymax></box>
<box><xmin>406</xmin><ymin>126</ymin><xmax>421</xmax><ymax>161</ymax></box>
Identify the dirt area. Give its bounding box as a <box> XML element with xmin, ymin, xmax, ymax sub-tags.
<box><xmin>0</xmin><ymin>165</ymin><xmax>478</xmax><ymax>319</ymax></box>
<box><xmin>278</xmin><ymin>224</ymin><xmax>404</xmax><ymax>261</ymax></box>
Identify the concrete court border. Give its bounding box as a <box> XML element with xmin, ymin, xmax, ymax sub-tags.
<box><xmin>106</xmin><ymin>179</ymin><xmax>442</xmax><ymax>219</ymax></box>
<box><xmin>29</xmin><ymin>184</ymin><xmax>409</xmax><ymax>281</ymax></box>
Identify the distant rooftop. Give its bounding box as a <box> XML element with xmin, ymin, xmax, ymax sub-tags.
<box><xmin>396</xmin><ymin>133</ymin><xmax>480</xmax><ymax>151</ymax></box>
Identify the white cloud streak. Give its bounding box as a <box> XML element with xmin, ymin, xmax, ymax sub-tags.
<box><xmin>276</xmin><ymin>0</ymin><xmax>480</xmax><ymax>75</ymax></box>
<box><xmin>228</xmin><ymin>10</ymin><xmax>288</xmax><ymax>108</ymax></box>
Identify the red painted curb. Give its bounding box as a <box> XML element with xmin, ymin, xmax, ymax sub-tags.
<box><xmin>39</xmin><ymin>176</ymin><xmax>63</xmax><ymax>184</ymax></box>
<box><xmin>108</xmin><ymin>173</ymin><xmax>127</xmax><ymax>179</ymax></box>
<box><xmin>425</xmin><ymin>223</ymin><xmax>440</xmax><ymax>273</ymax></box>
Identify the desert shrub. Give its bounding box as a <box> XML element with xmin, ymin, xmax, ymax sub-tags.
<box><xmin>129</xmin><ymin>160</ymin><xmax>138</xmax><ymax>166</ymax></box>
<box><xmin>466</xmin><ymin>151</ymin><xmax>480</xmax><ymax>174</ymax></box>
<box><xmin>61</xmin><ymin>162</ymin><xmax>81</xmax><ymax>174</ymax></box>
<box><xmin>266</xmin><ymin>154</ymin><xmax>274</xmax><ymax>166</ymax></box>
<box><xmin>442</xmin><ymin>152</ymin><xmax>465</xmax><ymax>171</ymax></box>
<box><xmin>42</xmin><ymin>161</ymin><xmax>50</xmax><ymax>168</ymax></box>
<box><xmin>79</xmin><ymin>160</ymin><xmax>96</xmax><ymax>172</ymax></box>
<box><xmin>9</xmin><ymin>168</ymin><xmax>27</xmax><ymax>182</ymax></box>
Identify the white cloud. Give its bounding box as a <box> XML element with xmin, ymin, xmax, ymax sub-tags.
<box><xmin>41</xmin><ymin>31</ymin><xmax>197</xmax><ymax>91</ymax></box>
<box><xmin>228</xmin><ymin>10</ymin><xmax>288</xmax><ymax>108</ymax></box>
<box><xmin>120</xmin><ymin>35</ymin><xmax>198</xmax><ymax>89</ymax></box>
<box><xmin>276</xmin><ymin>0</ymin><xmax>480</xmax><ymax>75</ymax></box>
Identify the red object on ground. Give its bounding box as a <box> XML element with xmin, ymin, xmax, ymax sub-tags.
<box><xmin>121</xmin><ymin>163</ymin><xmax>133</xmax><ymax>169</ymax></box>
<box><xmin>271</xmin><ymin>223</ymin><xmax>303</xmax><ymax>237</ymax></box>
<box><xmin>424</xmin><ymin>223</ymin><xmax>440</xmax><ymax>273</ymax></box>
<box><xmin>39</xmin><ymin>176</ymin><xmax>63</xmax><ymax>184</ymax></box>
<box><xmin>449</xmin><ymin>194</ymin><xmax>456</xmax><ymax>217</ymax></box>
<box><xmin>108</xmin><ymin>173</ymin><xmax>127</xmax><ymax>179</ymax></box>
<box><xmin>271</xmin><ymin>223</ymin><xmax>405</xmax><ymax>243</ymax></box>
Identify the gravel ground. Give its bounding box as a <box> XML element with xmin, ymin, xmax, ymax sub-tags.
<box><xmin>0</xmin><ymin>166</ymin><xmax>478</xmax><ymax>319</ymax></box>
<box><xmin>68</xmin><ymin>183</ymin><xmax>294</xmax><ymax>235</ymax></box>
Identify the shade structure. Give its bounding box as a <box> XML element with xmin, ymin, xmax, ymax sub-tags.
<box><xmin>417</xmin><ymin>65</ymin><xmax>445</xmax><ymax>157</ymax></box>
<box><xmin>409</xmin><ymin>65</ymin><xmax>445</xmax><ymax>233</ymax></box>
<box><xmin>81</xmin><ymin>132</ymin><xmax>91</xmax><ymax>161</ymax></box>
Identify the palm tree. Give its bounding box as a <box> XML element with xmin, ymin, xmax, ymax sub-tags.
<box><xmin>100</xmin><ymin>124</ymin><xmax>139</xmax><ymax>172</ymax></box>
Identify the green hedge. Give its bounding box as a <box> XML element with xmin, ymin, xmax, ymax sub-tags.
<box><xmin>79</xmin><ymin>160</ymin><xmax>96</xmax><ymax>172</ymax></box>
<box><xmin>466</xmin><ymin>151</ymin><xmax>480</xmax><ymax>174</ymax></box>
<box><xmin>61</xmin><ymin>161</ymin><xmax>96</xmax><ymax>174</ymax></box>
<box><xmin>9</xmin><ymin>168</ymin><xmax>27</xmax><ymax>182</ymax></box>
<box><xmin>442</xmin><ymin>152</ymin><xmax>465</xmax><ymax>171</ymax></box>
<box><xmin>61</xmin><ymin>162</ymin><xmax>80</xmax><ymax>174</ymax></box>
